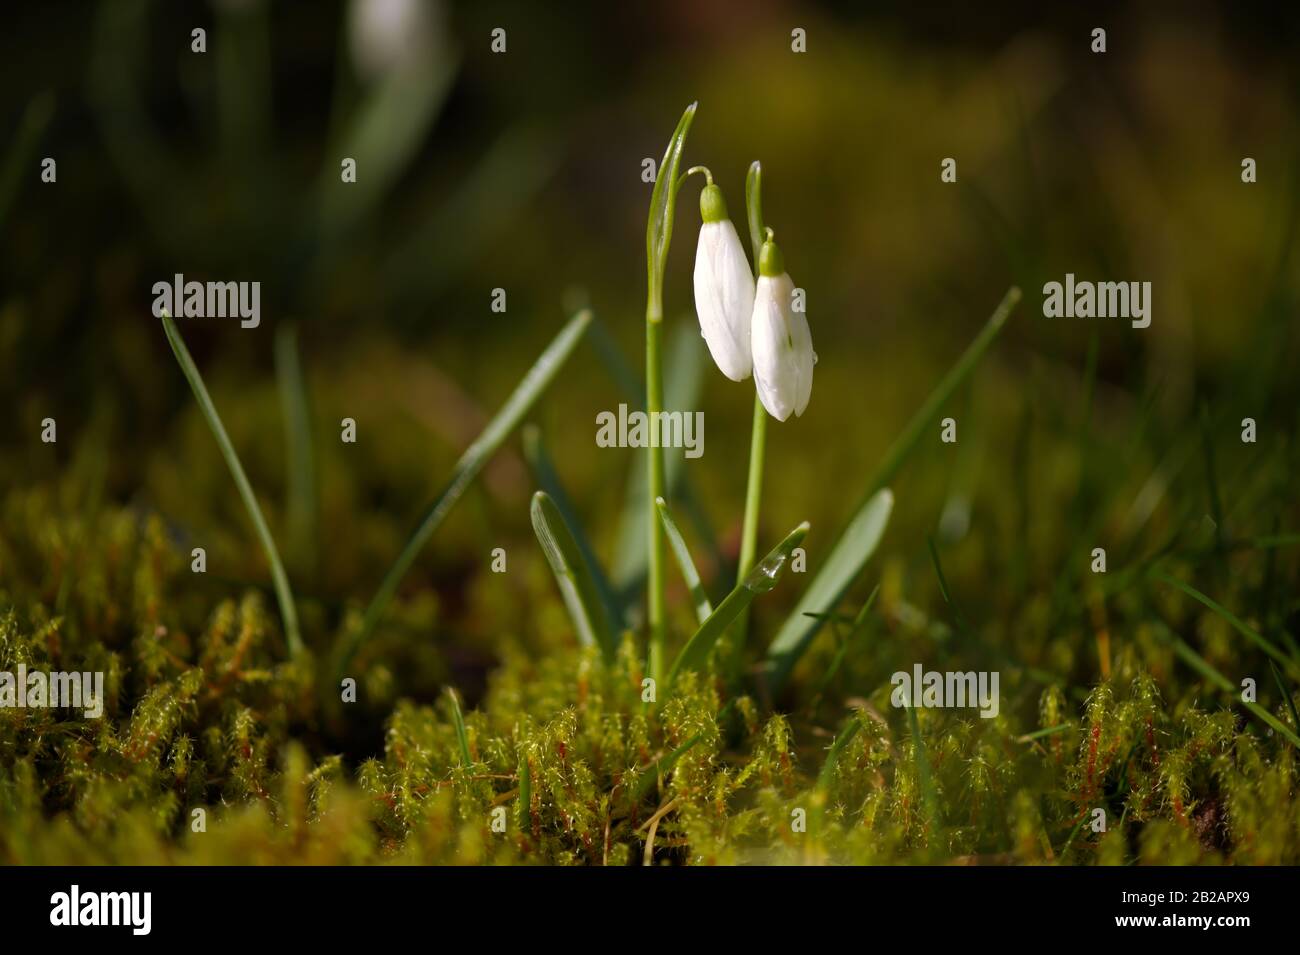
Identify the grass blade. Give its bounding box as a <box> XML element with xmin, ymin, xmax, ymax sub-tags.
<box><xmin>668</xmin><ymin>522</ymin><xmax>809</xmax><ymax>685</ymax></box>
<box><xmin>1156</xmin><ymin>572</ymin><xmax>1300</xmax><ymax>680</ymax></box>
<box><xmin>0</xmin><ymin>91</ymin><xmax>54</xmax><ymax>228</ymax></box>
<box><xmin>645</xmin><ymin>102</ymin><xmax>697</xmax><ymax>310</ymax></box>
<box><xmin>161</xmin><ymin>311</ymin><xmax>303</xmax><ymax>658</ymax></box>
<box><xmin>905</xmin><ymin>702</ymin><xmax>940</xmax><ymax>827</ymax></box>
<box><xmin>857</xmin><ymin>286</ymin><xmax>1020</xmax><ymax>506</ymax></box>
<box><xmin>1268</xmin><ymin>660</ymin><xmax>1300</xmax><ymax>740</ymax></box>
<box><xmin>446</xmin><ymin>688</ymin><xmax>472</xmax><ymax>767</ymax></box>
<box><xmin>523</xmin><ymin>424</ymin><xmax>621</xmax><ymax>629</ymax></box>
<box><xmin>1159</xmin><ymin>626</ymin><xmax>1300</xmax><ymax>750</ymax></box>
<box><xmin>516</xmin><ymin>744</ymin><xmax>532</xmax><ymax>829</ymax></box>
<box><xmin>816</xmin><ymin>714</ymin><xmax>862</xmax><ymax>794</ymax></box>
<box><xmin>337</xmin><ymin>309</ymin><xmax>593</xmax><ymax>673</ymax></box>
<box><xmin>631</xmin><ymin>733</ymin><xmax>702</xmax><ymax>802</ymax></box>
<box><xmin>531</xmin><ymin>491</ymin><xmax>618</xmax><ymax>660</ymax></box>
<box><xmin>763</xmin><ymin>489</ymin><xmax>893</xmax><ymax>694</ymax></box>
<box><xmin>656</xmin><ymin>496</ymin><xmax>712</xmax><ymax>624</ymax></box>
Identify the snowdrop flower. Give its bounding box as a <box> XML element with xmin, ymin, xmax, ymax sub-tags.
<box><xmin>751</xmin><ymin>230</ymin><xmax>814</xmax><ymax>421</ymax></box>
<box><xmin>692</xmin><ymin>178</ymin><xmax>755</xmax><ymax>381</ymax></box>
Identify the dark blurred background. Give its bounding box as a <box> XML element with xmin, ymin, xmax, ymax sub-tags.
<box><xmin>3</xmin><ymin>1</ymin><xmax>1298</xmax><ymax>695</ymax></box>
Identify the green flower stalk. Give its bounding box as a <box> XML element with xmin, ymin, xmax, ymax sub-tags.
<box><xmin>732</xmin><ymin>161</ymin><xmax>771</xmax><ymax>659</ymax></box>
<box><xmin>644</xmin><ymin>102</ymin><xmax>696</xmax><ymax>689</ymax></box>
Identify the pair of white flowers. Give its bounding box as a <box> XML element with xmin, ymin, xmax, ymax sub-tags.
<box><xmin>692</xmin><ymin>182</ymin><xmax>814</xmax><ymax>421</ymax></box>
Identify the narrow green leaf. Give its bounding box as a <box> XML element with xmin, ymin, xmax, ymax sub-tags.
<box><xmin>523</xmin><ymin>425</ymin><xmax>621</xmax><ymax>628</ymax></box>
<box><xmin>0</xmin><ymin>91</ymin><xmax>54</xmax><ymax>228</ymax></box>
<box><xmin>447</xmin><ymin>688</ymin><xmax>472</xmax><ymax>767</ymax></box>
<box><xmin>318</xmin><ymin>51</ymin><xmax>458</xmax><ymax>240</ymax></box>
<box><xmin>816</xmin><ymin>714</ymin><xmax>862</xmax><ymax>794</ymax></box>
<box><xmin>808</xmin><ymin>585</ymin><xmax>880</xmax><ymax>703</ymax></box>
<box><xmin>161</xmin><ymin>312</ymin><xmax>303</xmax><ymax>659</ymax></box>
<box><xmin>631</xmin><ymin>700</ymin><xmax>737</xmax><ymax>803</ymax></box>
<box><xmin>631</xmin><ymin>733</ymin><xmax>702</xmax><ymax>802</ymax></box>
<box><xmin>645</xmin><ymin>102</ymin><xmax>697</xmax><ymax>317</ymax></box>
<box><xmin>906</xmin><ymin>703</ymin><xmax>940</xmax><ymax>826</ymax></box>
<box><xmin>763</xmin><ymin>489</ymin><xmax>893</xmax><ymax>693</ymax></box>
<box><xmin>531</xmin><ymin>491</ymin><xmax>618</xmax><ymax>660</ymax></box>
<box><xmin>1156</xmin><ymin>572</ymin><xmax>1300</xmax><ymax>680</ymax></box>
<box><xmin>1158</xmin><ymin>625</ymin><xmax>1300</xmax><ymax>750</ymax></box>
<box><xmin>669</xmin><ymin>522</ymin><xmax>809</xmax><ymax>685</ymax></box>
<box><xmin>1268</xmin><ymin>660</ymin><xmax>1300</xmax><ymax>741</ymax></box>
<box><xmin>1016</xmin><ymin>723</ymin><xmax>1072</xmax><ymax>744</ymax></box>
<box><xmin>857</xmin><ymin>286</ymin><xmax>1021</xmax><ymax>506</ymax></box>
<box><xmin>656</xmin><ymin>496</ymin><xmax>712</xmax><ymax>624</ymax></box>
<box><xmin>516</xmin><ymin>745</ymin><xmax>532</xmax><ymax>828</ymax></box>
<box><xmin>337</xmin><ymin>309</ymin><xmax>592</xmax><ymax>674</ymax></box>
<box><xmin>927</xmin><ymin>535</ymin><xmax>970</xmax><ymax>633</ymax></box>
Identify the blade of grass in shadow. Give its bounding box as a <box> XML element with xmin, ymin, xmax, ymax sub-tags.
<box><xmin>807</xmin><ymin>585</ymin><xmax>879</xmax><ymax>707</ymax></box>
<box><xmin>656</xmin><ymin>497</ymin><xmax>712</xmax><ymax>625</ymax></box>
<box><xmin>668</xmin><ymin>522</ymin><xmax>809</xmax><ymax>685</ymax></box>
<box><xmin>905</xmin><ymin>702</ymin><xmax>940</xmax><ymax>827</ymax></box>
<box><xmin>336</xmin><ymin>309</ymin><xmax>593</xmax><ymax>674</ymax></box>
<box><xmin>632</xmin><ymin>700</ymin><xmax>736</xmax><ymax>802</ymax></box>
<box><xmin>531</xmin><ymin>490</ymin><xmax>618</xmax><ymax>660</ymax></box>
<box><xmin>316</xmin><ymin>48</ymin><xmax>459</xmax><ymax>241</ymax></box>
<box><xmin>816</xmin><ymin>713</ymin><xmax>862</xmax><ymax>794</ymax></box>
<box><xmin>1156</xmin><ymin>572</ymin><xmax>1300</xmax><ymax>680</ymax></box>
<box><xmin>927</xmin><ymin>534</ymin><xmax>970</xmax><ymax>634</ymax></box>
<box><xmin>858</xmin><ymin>286</ymin><xmax>1021</xmax><ymax>506</ymax></box>
<box><xmin>631</xmin><ymin>733</ymin><xmax>701</xmax><ymax>803</ymax></box>
<box><xmin>523</xmin><ymin>424</ymin><xmax>621</xmax><ymax>629</ymax></box>
<box><xmin>161</xmin><ymin>311</ymin><xmax>303</xmax><ymax>658</ymax></box>
<box><xmin>516</xmin><ymin>745</ymin><xmax>532</xmax><ymax>829</ymax></box>
<box><xmin>1268</xmin><ymin>660</ymin><xmax>1300</xmax><ymax>740</ymax></box>
<box><xmin>446</xmin><ymin>688</ymin><xmax>472</xmax><ymax>766</ymax></box>
<box><xmin>274</xmin><ymin>324</ymin><xmax>317</xmax><ymax>570</ymax></box>
<box><xmin>0</xmin><ymin>91</ymin><xmax>54</xmax><ymax>227</ymax></box>
<box><xmin>762</xmin><ymin>489</ymin><xmax>893</xmax><ymax>694</ymax></box>
<box><xmin>762</xmin><ymin>287</ymin><xmax>1019</xmax><ymax>695</ymax></box>
<box><xmin>1156</xmin><ymin>624</ymin><xmax>1300</xmax><ymax>750</ymax></box>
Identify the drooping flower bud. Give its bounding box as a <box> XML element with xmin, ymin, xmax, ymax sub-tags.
<box><xmin>751</xmin><ymin>233</ymin><xmax>814</xmax><ymax>421</ymax></box>
<box><xmin>692</xmin><ymin>183</ymin><xmax>756</xmax><ymax>381</ymax></box>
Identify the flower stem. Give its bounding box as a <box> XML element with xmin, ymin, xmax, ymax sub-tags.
<box><xmin>727</xmin><ymin>159</ymin><xmax>770</xmax><ymax>675</ymax></box>
<box><xmin>646</xmin><ymin>312</ymin><xmax>668</xmax><ymax>687</ymax></box>
<box><xmin>732</xmin><ymin>393</ymin><xmax>768</xmax><ymax>627</ymax></box>
<box><xmin>642</xmin><ymin>102</ymin><xmax>696</xmax><ymax>690</ymax></box>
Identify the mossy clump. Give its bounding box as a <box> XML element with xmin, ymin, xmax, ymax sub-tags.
<box><xmin>3</xmin><ymin>490</ymin><xmax>1298</xmax><ymax>864</ymax></box>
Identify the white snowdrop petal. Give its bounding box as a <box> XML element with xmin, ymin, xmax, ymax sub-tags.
<box><xmin>693</xmin><ymin>221</ymin><xmax>755</xmax><ymax>381</ymax></box>
<box><xmin>751</xmin><ymin>273</ymin><xmax>798</xmax><ymax>421</ymax></box>
<box><xmin>789</xmin><ymin>302</ymin><xmax>814</xmax><ymax>417</ymax></box>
